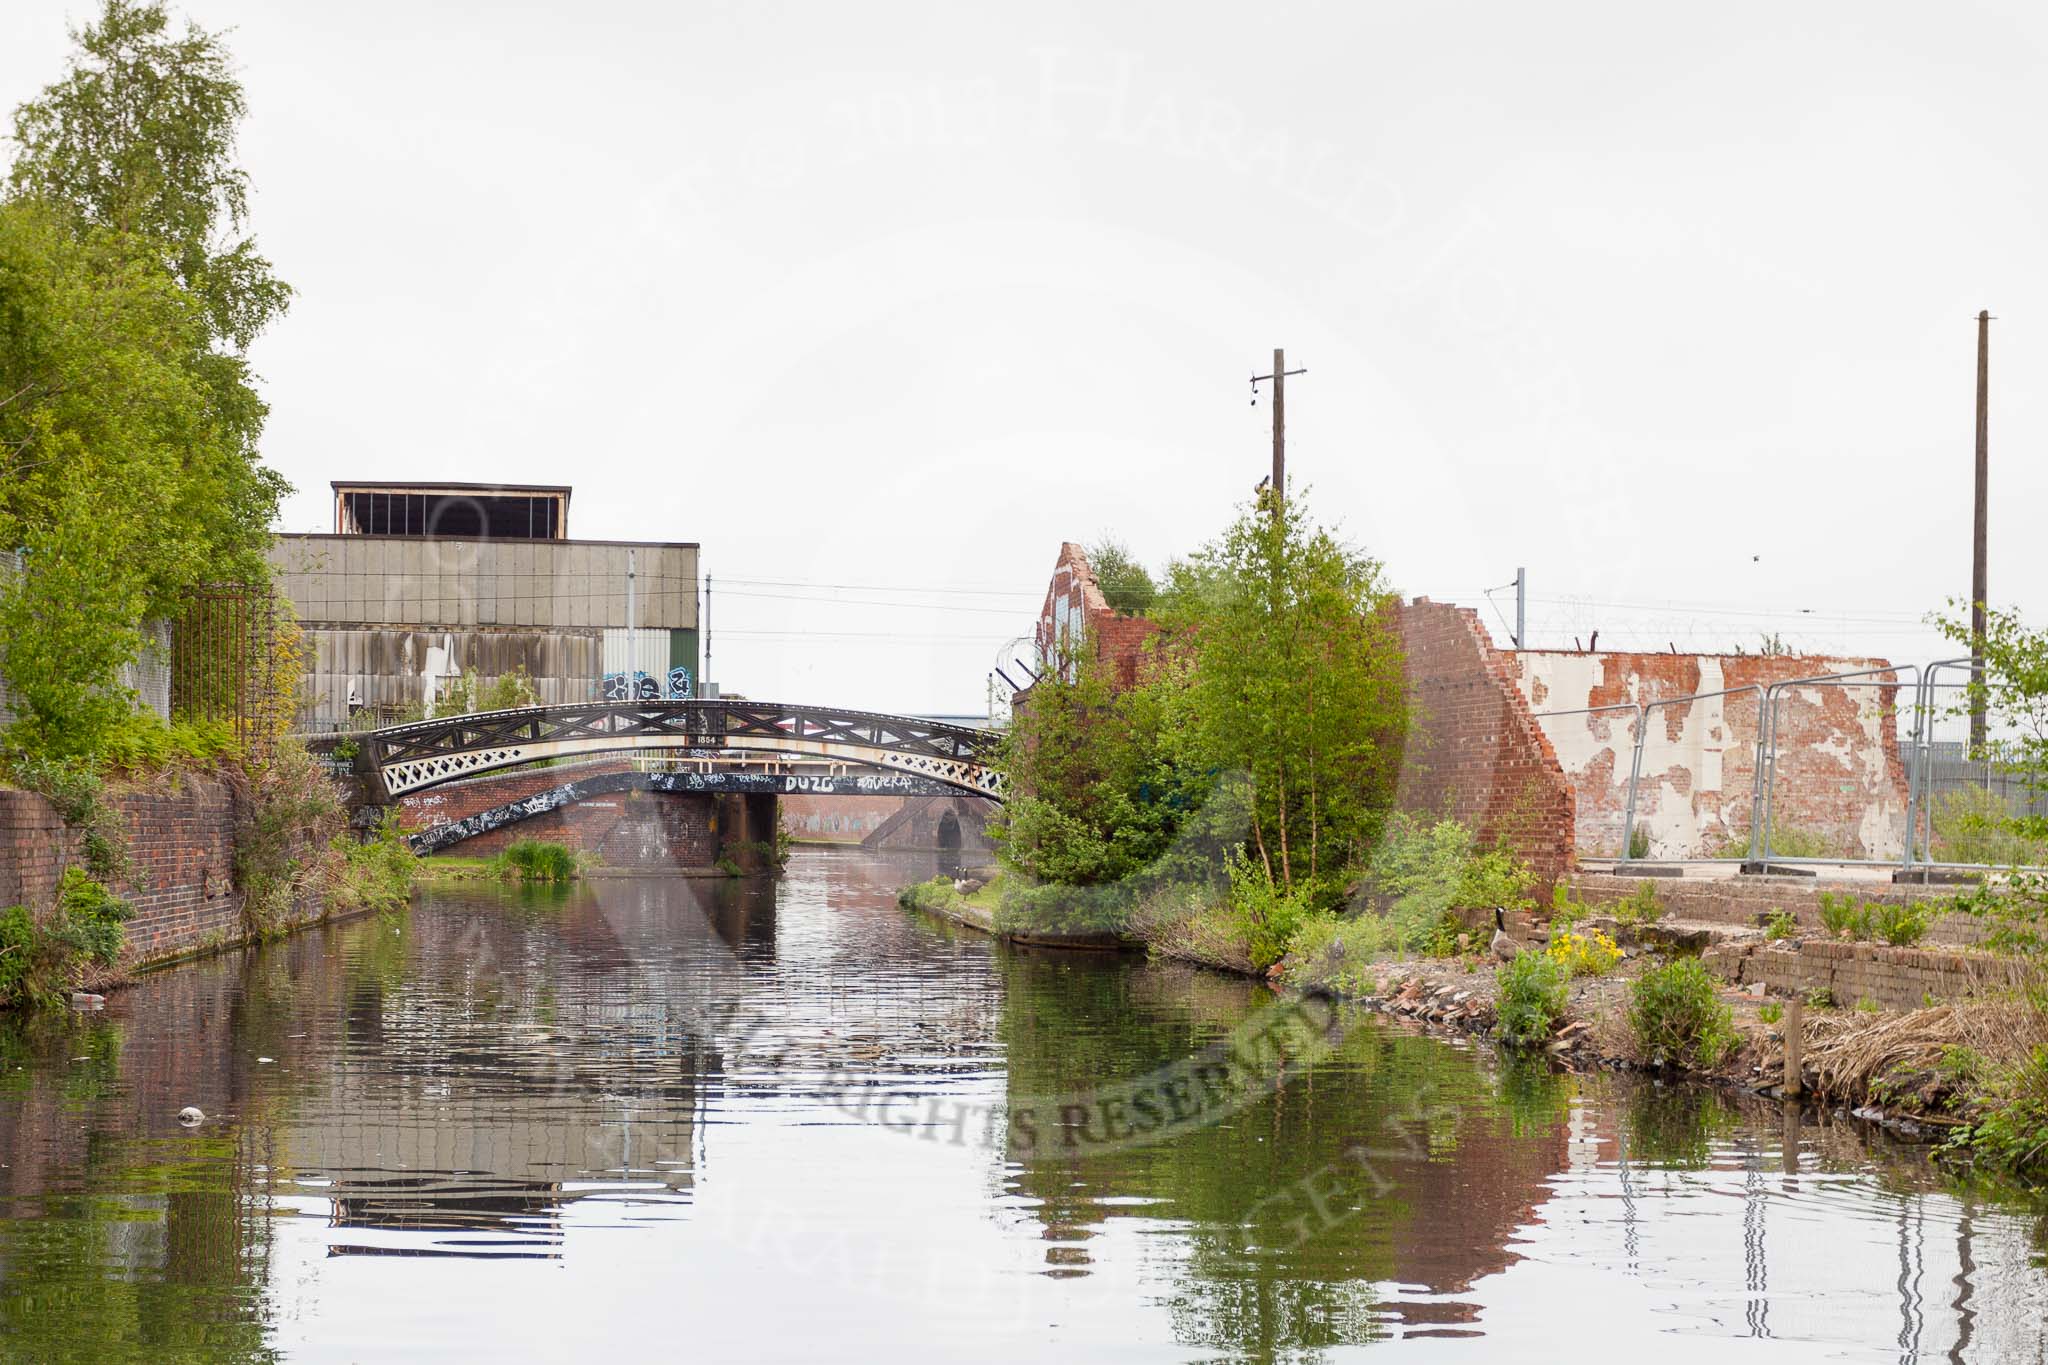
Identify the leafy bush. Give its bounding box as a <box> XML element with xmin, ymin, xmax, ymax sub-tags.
<box><xmin>1953</xmin><ymin>1045</ymin><xmax>2048</xmax><ymax>1177</ymax></box>
<box><xmin>1496</xmin><ymin>953</ymin><xmax>1569</xmax><ymax>1048</ymax></box>
<box><xmin>1763</xmin><ymin>908</ymin><xmax>1798</xmax><ymax>941</ymax></box>
<box><xmin>235</xmin><ymin>741</ymin><xmax>346</xmax><ymax>938</ymax></box>
<box><xmin>96</xmin><ymin>713</ymin><xmax>239</xmax><ymax>773</ymax></box>
<box><xmin>1546</xmin><ymin>927</ymin><xmax>1622</xmax><ymax>977</ymax></box>
<box><xmin>1931</xmin><ymin>786</ymin><xmax>2048</xmax><ymax>867</ymax></box>
<box><xmin>1282</xmin><ymin>911</ymin><xmax>1408</xmax><ymax>994</ymax></box>
<box><xmin>494</xmin><ymin>840</ymin><xmax>579</xmax><ymax>883</ymax></box>
<box><xmin>1715</xmin><ymin>824</ymin><xmax>1835</xmax><ymax>859</ymax></box>
<box><xmin>1627</xmin><ymin>825</ymin><xmax>1651</xmax><ymax>859</ymax></box>
<box><xmin>431</xmin><ymin>666</ymin><xmax>540</xmax><ymax>719</ymax></box>
<box><xmin>1614</xmin><ymin>880</ymin><xmax>1664</xmax><ymax>927</ymax></box>
<box><xmin>329</xmin><ymin>814</ymin><xmax>417</xmax><ymax>915</ymax></box>
<box><xmin>52</xmin><ymin>866</ymin><xmax>129</xmax><ymax>965</ymax></box>
<box><xmin>1367</xmin><ymin>814</ymin><xmax>1534</xmax><ymax>946</ymax></box>
<box><xmin>1225</xmin><ymin>850</ymin><xmax>1338</xmax><ymax>968</ymax></box>
<box><xmin>1087</xmin><ymin>538</ymin><xmax>1157</xmax><ymax>616</ymax></box>
<box><xmin>1545</xmin><ymin>883</ymin><xmax>1586</xmax><ymax>935</ymax></box>
<box><xmin>1758</xmin><ymin>1001</ymin><xmax>1784</xmax><ymax>1026</ymax></box>
<box><xmin>0</xmin><ymin>869</ymin><xmax>131</xmax><ymax>1008</ymax></box>
<box><xmin>1871</xmin><ymin>901</ymin><xmax>1932</xmax><ymax>947</ymax></box>
<box><xmin>1817</xmin><ymin>892</ymin><xmax>1932</xmax><ymax>945</ymax></box>
<box><xmin>1818</xmin><ymin>891</ymin><xmax>1869</xmax><ymax>939</ymax></box>
<box><xmin>996</xmin><ymin>878</ymin><xmax>1135</xmax><ymax>939</ymax></box>
<box><xmin>1627</xmin><ymin>957</ymin><xmax>1739</xmax><ymax>1068</ymax></box>
<box><xmin>0</xmin><ymin>905</ymin><xmax>39</xmax><ymax>1004</ymax></box>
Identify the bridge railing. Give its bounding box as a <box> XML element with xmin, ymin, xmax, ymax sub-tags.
<box><xmin>361</xmin><ymin>699</ymin><xmax>1004</xmax><ymax>800</ymax></box>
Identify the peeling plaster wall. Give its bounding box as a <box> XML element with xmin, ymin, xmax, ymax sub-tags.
<box><xmin>1515</xmin><ymin>651</ymin><xmax>1910</xmax><ymax>860</ymax></box>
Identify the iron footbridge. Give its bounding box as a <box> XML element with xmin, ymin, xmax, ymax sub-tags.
<box><xmin>360</xmin><ymin>701</ymin><xmax>1005</xmax><ymax>802</ymax></box>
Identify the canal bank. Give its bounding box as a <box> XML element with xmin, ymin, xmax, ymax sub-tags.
<box><xmin>897</xmin><ymin>867</ymin><xmax>2047</xmax><ymax>1173</ymax></box>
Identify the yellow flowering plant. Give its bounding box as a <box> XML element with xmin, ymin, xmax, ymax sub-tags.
<box><xmin>1547</xmin><ymin>927</ymin><xmax>1623</xmax><ymax>978</ymax></box>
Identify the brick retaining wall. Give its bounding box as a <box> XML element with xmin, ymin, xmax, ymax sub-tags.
<box><xmin>1705</xmin><ymin>937</ymin><xmax>2022</xmax><ymax>1012</ymax></box>
<box><xmin>0</xmin><ymin>774</ymin><xmax>325</xmax><ymax>970</ymax></box>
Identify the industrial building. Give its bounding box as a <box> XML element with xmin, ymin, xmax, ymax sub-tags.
<box><xmin>269</xmin><ymin>481</ymin><xmax>699</xmax><ymax>729</ymax></box>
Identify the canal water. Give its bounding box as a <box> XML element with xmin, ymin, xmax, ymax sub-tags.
<box><xmin>1</xmin><ymin>848</ymin><xmax>2044</xmax><ymax>1363</ymax></box>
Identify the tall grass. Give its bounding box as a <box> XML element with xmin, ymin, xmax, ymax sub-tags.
<box><xmin>493</xmin><ymin>840</ymin><xmax>579</xmax><ymax>883</ymax></box>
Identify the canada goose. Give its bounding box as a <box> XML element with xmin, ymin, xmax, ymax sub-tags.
<box><xmin>1490</xmin><ymin>906</ymin><xmax>1520</xmax><ymax>962</ymax></box>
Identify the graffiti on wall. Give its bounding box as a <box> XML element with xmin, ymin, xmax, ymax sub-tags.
<box><xmin>602</xmin><ymin>668</ymin><xmax>693</xmax><ymax>702</ymax></box>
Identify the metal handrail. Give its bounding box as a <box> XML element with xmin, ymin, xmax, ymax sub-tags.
<box><xmin>1626</xmin><ymin>685</ymin><xmax>1765</xmax><ymax>864</ymax></box>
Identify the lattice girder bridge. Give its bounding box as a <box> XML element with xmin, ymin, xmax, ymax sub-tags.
<box><xmin>359</xmin><ymin>701</ymin><xmax>1005</xmax><ymax>802</ymax></box>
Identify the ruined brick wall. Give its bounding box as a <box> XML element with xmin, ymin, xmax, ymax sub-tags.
<box><xmin>1033</xmin><ymin>541</ymin><xmax>1160</xmax><ymax>689</ymax></box>
<box><xmin>1395</xmin><ymin>600</ymin><xmax>1576</xmax><ymax>884</ymax></box>
<box><xmin>1024</xmin><ymin>546</ymin><xmax>1581</xmax><ymax>880</ymax></box>
<box><xmin>1518</xmin><ymin>652</ymin><xmax>1911</xmax><ymax>860</ymax></box>
<box><xmin>0</xmin><ymin>774</ymin><xmax>322</xmax><ymax>969</ymax></box>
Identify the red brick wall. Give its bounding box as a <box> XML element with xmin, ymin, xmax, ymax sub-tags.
<box><xmin>783</xmin><ymin>793</ymin><xmax>902</xmax><ymax>843</ymax></box>
<box><xmin>0</xmin><ymin>774</ymin><xmax>324</xmax><ymax>970</ymax></box>
<box><xmin>395</xmin><ymin>758</ymin><xmax>637</xmax><ymax>833</ymax></box>
<box><xmin>1395</xmin><ymin>599</ymin><xmax>1577</xmax><ymax>884</ymax></box>
<box><xmin>449</xmin><ymin>788</ymin><xmax>719</xmax><ymax>866</ymax></box>
<box><xmin>1032</xmin><ymin>541</ymin><xmax>1161</xmax><ymax>688</ymax></box>
<box><xmin>397</xmin><ymin>760</ymin><xmax>730</xmax><ymax>868</ymax></box>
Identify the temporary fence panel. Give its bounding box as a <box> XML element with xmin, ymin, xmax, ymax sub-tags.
<box><xmin>1528</xmin><ymin>702</ymin><xmax>1644</xmax><ymax>859</ymax></box>
<box><xmin>1633</xmin><ymin>684</ymin><xmax>1766</xmax><ymax>862</ymax></box>
<box><xmin>1754</xmin><ymin>667</ymin><xmax>1915</xmax><ymax>865</ymax></box>
<box><xmin>1908</xmin><ymin>659</ymin><xmax>2048</xmax><ymax>869</ymax></box>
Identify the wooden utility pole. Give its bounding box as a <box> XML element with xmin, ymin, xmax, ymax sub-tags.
<box><xmin>1971</xmin><ymin>310</ymin><xmax>1991</xmax><ymax>754</ymax></box>
<box><xmin>1250</xmin><ymin>349</ymin><xmax>1306</xmax><ymax>513</ymax></box>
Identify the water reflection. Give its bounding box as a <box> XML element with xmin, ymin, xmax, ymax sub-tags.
<box><xmin>0</xmin><ymin>849</ymin><xmax>2042</xmax><ymax>1363</ymax></box>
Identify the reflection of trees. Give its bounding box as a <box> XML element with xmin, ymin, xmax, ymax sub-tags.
<box><xmin>0</xmin><ymin>1014</ymin><xmax>279</xmax><ymax>1363</ymax></box>
<box><xmin>995</xmin><ymin>954</ymin><xmax>1573</xmax><ymax>1359</ymax></box>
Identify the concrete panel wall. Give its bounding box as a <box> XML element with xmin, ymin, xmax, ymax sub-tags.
<box><xmin>270</xmin><ymin>535</ymin><xmax>698</xmax><ymax>630</ymax></box>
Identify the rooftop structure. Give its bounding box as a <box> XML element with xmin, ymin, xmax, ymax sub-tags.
<box><xmin>331</xmin><ymin>481</ymin><xmax>571</xmax><ymax>540</ymax></box>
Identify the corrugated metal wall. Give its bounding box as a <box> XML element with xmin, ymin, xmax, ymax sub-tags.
<box><xmin>300</xmin><ymin>626</ymin><xmax>604</xmax><ymax>728</ymax></box>
<box><xmin>602</xmin><ymin>628</ymin><xmax>694</xmax><ymax>700</ymax></box>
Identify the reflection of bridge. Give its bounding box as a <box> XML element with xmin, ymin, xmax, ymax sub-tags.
<box><xmin>405</xmin><ymin>764</ymin><xmax>967</xmax><ymax>854</ymax></box>
<box><xmin>360</xmin><ymin>700</ymin><xmax>1005</xmax><ymax>802</ymax></box>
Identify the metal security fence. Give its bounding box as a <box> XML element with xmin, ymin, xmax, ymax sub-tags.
<box><xmin>1535</xmin><ymin>659</ymin><xmax>2046</xmax><ymax>873</ymax></box>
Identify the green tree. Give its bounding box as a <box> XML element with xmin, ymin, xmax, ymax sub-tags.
<box><xmin>0</xmin><ymin>2</ymin><xmax>287</xmax><ymax>763</ymax></box>
<box><xmin>1087</xmin><ymin>536</ymin><xmax>1157</xmax><ymax>616</ymax></box>
<box><xmin>1937</xmin><ymin>600</ymin><xmax>2048</xmax><ymax>801</ymax></box>
<box><xmin>1158</xmin><ymin>490</ymin><xmax>1407</xmax><ymax>899</ymax></box>
<box><xmin>9</xmin><ymin>0</ymin><xmax>291</xmax><ymax>351</ymax></box>
<box><xmin>431</xmin><ymin>666</ymin><xmax>541</xmax><ymax>719</ymax></box>
<box><xmin>994</xmin><ymin>639</ymin><xmax>1203</xmax><ymax>888</ymax></box>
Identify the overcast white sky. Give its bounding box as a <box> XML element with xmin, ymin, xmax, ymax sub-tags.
<box><xmin>6</xmin><ymin>1</ymin><xmax>2045</xmax><ymax>714</ymax></box>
